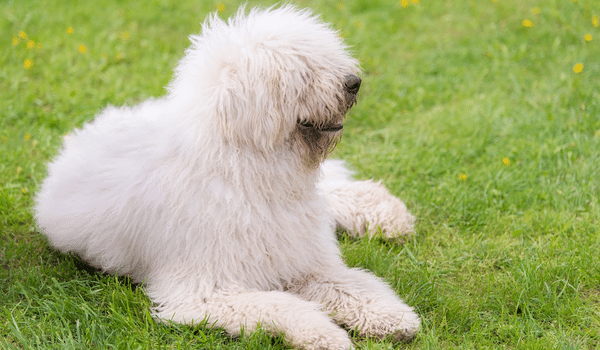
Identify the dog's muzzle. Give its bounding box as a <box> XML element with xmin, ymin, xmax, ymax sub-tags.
<box><xmin>296</xmin><ymin>74</ymin><xmax>361</xmax><ymax>133</ymax></box>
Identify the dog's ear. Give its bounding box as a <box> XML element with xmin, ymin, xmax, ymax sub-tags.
<box><xmin>214</xmin><ymin>61</ymin><xmax>290</xmax><ymax>151</ymax></box>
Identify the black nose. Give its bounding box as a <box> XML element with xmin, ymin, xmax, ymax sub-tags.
<box><xmin>344</xmin><ymin>74</ymin><xmax>361</xmax><ymax>94</ymax></box>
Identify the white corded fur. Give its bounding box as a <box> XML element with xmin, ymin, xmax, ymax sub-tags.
<box><xmin>35</xmin><ymin>5</ymin><xmax>419</xmax><ymax>349</ymax></box>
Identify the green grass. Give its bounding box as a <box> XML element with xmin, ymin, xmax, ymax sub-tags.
<box><xmin>1</xmin><ymin>0</ymin><xmax>599</xmax><ymax>348</ymax></box>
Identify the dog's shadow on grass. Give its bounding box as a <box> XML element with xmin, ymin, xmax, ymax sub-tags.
<box><xmin>52</xmin><ymin>249</ymin><xmax>143</xmax><ymax>291</ymax></box>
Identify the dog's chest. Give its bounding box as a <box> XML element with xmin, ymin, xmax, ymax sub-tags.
<box><xmin>189</xmin><ymin>175</ymin><xmax>338</xmax><ymax>289</ymax></box>
<box><xmin>227</xmin><ymin>198</ymin><xmax>334</xmax><ymax>287</ymax></box>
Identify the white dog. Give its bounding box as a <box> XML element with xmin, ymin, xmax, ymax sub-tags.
<box><xmin>35</xmin><ymin>6</ymin><xmax>419</xmax><ymax>349</ymax></box>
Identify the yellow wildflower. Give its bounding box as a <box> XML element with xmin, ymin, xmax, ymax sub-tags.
<box><xmin>217</xmin><ymin>3</ymin><xmax>226</xmax><ymax>13</ymax></box>
<box><xmin>593</xmin><ymin>16</ymin><xmax>599</xmax><ymax>28</ymax></box>
<box><xmin>115</xmin><ymin>52</ymin><xmax>123</xmax><ymax>61</ymax></box>
<box><xmin>411</xmin><ymin>0</ymin><xmax>419</xmax><ymax>3</ymax></box>
<box><xmin>502</xmin><ymin>158</ymin><xmax>511</xmax><ymax>166</ymax></box>
<box><xmin>12</xmin><ymin>35</ymin><xmax>19</xmax><ymax>45</ymax></box>
<box><xmin>401</xmin><ymin>0</ymin><xmax>409</xmax><ymax>8</ymax></box>
<box><xmin>16</xmin><ymin>166</ymin><xmax>22</xmax><ymax>174</ymax></box>
<box><xmin>573</xmin><ymin>63</ymin><xmax>583</xmax><ymax>73</ymax></box>
<box><xmin>78</xmin><ymin>44</ymin><xmax>87</xmax><ymax>54</ymax></box>
<box><xmin>584</xmin><ymin>34</ymin><xmax>592</xmax><ymax>41</ymax></box>
<box><xmin>458</xmin><ymin>173</ymin><xmax>467</xmax><ymax>181</ymax></box>
<box><xmin>19</xmin><ymin>30</ymin><xmax>27</xmax><ymax>39</ymax></box>
<box><xmin>522</xmin><ymin>19</ymin><xmax>533</xmax><ymax>27</ymax></box>
<box><xmin>595</xmin><ymin>130</ymin><xmax>600</xmax><ymax>137</ymax></box>
<box><xmin>27</xmin><ymin>40</ymin><xmax>35</xmax><ymax>49</ymax></box>
<box><xmin>21</xmin><ymin>188</ymin><xmax>28</xmax><ymax>194</ymax></box>
<box><xmin>120</xmin><ymin>31</ymin><xmax>130</xmax><ymax>40</ymax></box>
<box><xmin>533</xmin><ymin>7</ymin><xmax>540</xmax><ymax>15</ymax></box>
<box><xmin>67</xmin><ymin>27</ymin><xmax>74</xmax><ymax>34</ymax></box>
<box><xmin>24</xmin><ymin>133</ymin><xmax>31</xmax><ymax>141</ymax></box>
<box><xmin>24</xmin><ymin>58</ymin><xmax>33</xmax><ymax>70</ymax></box>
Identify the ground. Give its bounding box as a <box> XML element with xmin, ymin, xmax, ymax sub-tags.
<box><xmin>1</xmin><ymin>0</ymin><xmax>599</xmax><ymax>348</ymax></box>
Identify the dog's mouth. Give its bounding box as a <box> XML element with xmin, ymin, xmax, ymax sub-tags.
<box><xmin>298</xmin><ymin>120</ymin><xmax>343</xmax><ymax>133</ymax></box>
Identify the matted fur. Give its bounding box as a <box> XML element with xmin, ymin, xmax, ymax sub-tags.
<box><xmin>35</xmin><ymin>6</ymin><xmax>419</xmax><ymax>349</ymax></box>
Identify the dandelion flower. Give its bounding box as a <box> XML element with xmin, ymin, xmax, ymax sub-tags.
<box><xmin>458</xmin><ymin>173</ymin><xmax>467</xmax><ymax>181</ymax></box>
<box><xmin>67</xmin><ymin>27</ymin><xmax>74</xmax><ymax>34</ymax></box>
<box><xmin>593</xmin><ymin>15</ymin><xmax>599</xmax><ymax>28</ymax></box>
<box><xmin>27</xmin><ymin>40</ymin><xmax>35</xmax><ymax>49</ymax></box>
<box><xmin>21</xmin><ymin>188</ymin><xmax>28</xmax><ymax>194</ymax></box>
<box><xmin>411</xmin><ymin>0</ymin><xmax>419</xmax><ymax>3</ymax></box>
<box><xmin>217</xmin><ymin>3</ymin><xmax>226</xmax><ymax>12</ymax></box>
<box><xmin>585</xmin><ymin>33</ymin><xmax>593</xmax><ymax>41</ymax></box>
<box><xmin>533</xmin><ymin>7</ymin><xmax>540</xmax><ymax>15</ymax></box>
<box><xmin>24</xmin><ymin>133</ymin><xmax>31</xmax><ymax>141</ymax></box>
<box><xmin>12</xmin><ymin>35</ymin><xmax>19</xmax><ymax>45</ymax></box>
<box><xmin>19</xmin><ymin>30</ymin><xmax>27</xmax><ymax>39</ymax></box>
<box><xmin>522</xmin><ymin>19</ymin><xmax>533</xmax><ymax>27</ymax></box>
<box><xmin>401</xmin><ymin>0</ymin><xmax>409</xmax><ymax>8</ymax></box>
<box><xmin>78</xmin><ymin>44</ymin><xmax>87</xmax><ymax>54</ymax></box>
<box><xmin>502</xmin><ymin>158</ymin><xmax>511</xmax><ymax>166</ymax></box>
<box><xmin>24</xmin><ymin>58</ymin><xmax>33</xmax><ymax>70</ymax></box>
<box><xmin>573</xmin><ymin>63</ymin><xmax>583</xmax><ymax>73</ymax></box>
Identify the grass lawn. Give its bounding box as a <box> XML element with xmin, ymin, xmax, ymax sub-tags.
<box><xmin>1</xmin><ymin>0</ymin><xmax>599</xmax><ymax>348</ymax></box>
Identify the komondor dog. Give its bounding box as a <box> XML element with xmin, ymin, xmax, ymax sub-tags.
<box><xmin>35</xmin><ymin>5</ymin><xmax>419</xmax><ymax>349</ymax></box>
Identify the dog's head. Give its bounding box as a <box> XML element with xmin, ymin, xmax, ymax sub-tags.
<box><xmin>169</xmin><ymin>5</ymin><xmax>361</xmax><ymax>168</ymax></box>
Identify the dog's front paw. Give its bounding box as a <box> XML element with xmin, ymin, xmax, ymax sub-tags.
<box><xmin>295</xmin><ymin>325</ymin><xmax>354</xmax><ymax>350</ymax></box>
<box><xmin>363</xmin><ymin>193</ymin><xmax>415</xmax><ymax>241</ymax></box>
<box><xmin>345</xmin><ymin>180</ymin><xmax>415</xmax><ymax>241</ymax></box>
<box><xmin>387</xmin><ymin>310</ymin><xmax>420</xmax><ymax>342</ymax></box>
<box><xmin>362</xmin><ymin>307</ymin><xmax>420</xmax><ymax>343</ymax></box>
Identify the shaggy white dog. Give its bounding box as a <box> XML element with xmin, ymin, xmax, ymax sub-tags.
<box><xmin>35</xmin><ymin>6</ymin><xmax>419</xmax><ymax>349</ymax></box>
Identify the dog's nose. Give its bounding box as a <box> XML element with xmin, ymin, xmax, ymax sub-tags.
<box><xmin>344</xmin><ymin>74</ymin><xmax>361</xmax><ymax>94</ymax></box>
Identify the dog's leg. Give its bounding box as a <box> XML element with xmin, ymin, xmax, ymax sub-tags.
<box><xmin>153</xmin><ymin>290</ymin><xmax>353</xmax><ymax>350</ymax></box>
<box><xmin>291</xmin><ymin>268</ymin><xmax>420</xmax><ymax>342</ymax></box>
<box><xmin>319</xmin><ymin>160</ymin><xmax>415</xmax><ymax>240</ymax></box>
